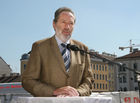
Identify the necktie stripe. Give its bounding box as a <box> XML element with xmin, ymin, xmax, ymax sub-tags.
<box><xmin>65</xmin><ymin>62</ymin><xmax>70</xmax><ymax>72</ymax></box>
<box><xmin>61</xmin><ymin>49</ymin><xmax>66</xmax><ymax>56</ymax></box>
<box><xmin>64</xmin><ymin>56</ymin><xmax>68</xmax><ymax>62</ymax></box>
<box><xmin>61</xmin><ymin>43</ymin><xmax>70</xmax><ymax>71</ymax></box>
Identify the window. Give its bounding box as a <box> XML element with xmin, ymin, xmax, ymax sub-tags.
<box><xmin>100</xmin><ymin>74</ymin><xmax>102</xmax><ymax>80</ymax></box>
<box><xmin>122</xmin><ymin>64</ymin><xmax>126</xmax><ymax>71</ymax></box>
<box><xmin>100</xmin><ymin>84</ymin><xmax>102</xmax><ymax>89</ymax></box>
<box><xmin>103</xmin><ymin>75</ymin><xmax>104</xmax><ymax>80</ymax></box>
<box><xmin>123</xmin><ymin>67</ymin><xmax>126</xmax><ymax>71</ymax></box>
<box><xmin>94</xmin><ymin>64</ymin><xmax>95</xmax><ymax>70</ymax></box>
<box><xmin>123</xmin><ymin>76</ymin><xmax>127</xmax><ymax>83</ymax></box>
<box><xmin>119</xmin><ymin>64</ymin><xmax>126</xmax><ymax>71</ymax></box>
<box><xmin>97</xmin><ymin>74</ymin><xmax>98</xmax><ymax>80</ymax></box>
<box><xmin>133</xmin><ymin>63</ymin><xmax>137</xmax><ymax>70</ymax></box>
<box><xmin>124</xmin><ymin>87</ymin><xmax>127</xmax><ymax>91</ymax></box>
<box><xmin>102</xmin><ymin>65</ymin><xmax>104</xmax><ymax>71</ymax></box>
<box><xmin>105</xmin><ymin>65</ymin><xmax>107</xmax><ymax>71</ymax></box>
<box><xmin>133</xmin><ymin>63</ymin><xmax>138</xmax><ymax>71</ymax></box>
<box><xmin>135</xmin><ymin>87</ymin><xmax>139</xmax><ymax>91</ymax></box>
<box><xmin>99</xmin><ymin>65</ymin><xmax>101</xmax><ymax>70</ymax></box>
<box><xmin>134</xmin><ymin>75</ymin><xmax>137</xmax><ymax>82</ymax></box>
<box><xmin>105</xmin><ymin>75</ymin><xmax>107</xmax><ymax>81</ymax></box>
<box><xmin>97</xmin><ymin>83</ymin><xmax>99</xmax><ymax>89</ymax></box>
<box><xmin>96</xmin><ymin>64</ymin><xmax>98</xmax><ymax>70</ymax></box>
<box><xmin>24</xmin><ymin>64</ymin><xmax>26</xmax><ymax>69</ymax></box>
<box><xmin>119</xmin><ymin>77</ymin><xmax>122</xmax><ymax>83</ymax></box>
<box><xmin>106</xmin><ymin>84</ymin><xmax>107</xmax><ymax>89</ymax></box>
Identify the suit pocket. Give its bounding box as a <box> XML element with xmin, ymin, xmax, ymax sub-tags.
<box><xmin>77</xmin><ymin>64</ymin><xmax>85</xmax><ymax>84</ymax></box>
<box><xmin>78</xmin><ymin>64</ymin><xmax>85</xmax><ymax>73</ymax></box>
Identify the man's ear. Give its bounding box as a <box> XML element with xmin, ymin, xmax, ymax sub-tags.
<box><xmin>53</xmin><ymin>21</ymin><xmax>56</xmax><ymax>31</ymax></box>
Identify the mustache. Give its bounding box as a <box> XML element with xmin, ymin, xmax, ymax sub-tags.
<box><xmin>63</xmin><ymin>29</ymin><xmax>71</xmax><ymax>32</ymax></box>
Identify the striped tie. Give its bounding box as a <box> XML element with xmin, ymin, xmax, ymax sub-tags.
<box><xmin>61</xmin><ymin>43</ymin><xmax>70</xmax><ymax>72</ymax></box>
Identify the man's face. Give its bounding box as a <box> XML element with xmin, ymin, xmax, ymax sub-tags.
<box><xmin>53</xmin><ymin>11</ymin><xmax>75</xmax><ymax>42</ymax></box>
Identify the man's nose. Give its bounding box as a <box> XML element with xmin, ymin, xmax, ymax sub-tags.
<box><xmin>65</xmin><ymin>24</ymin><xmax>70</xmax><ymax>29</ymax></box>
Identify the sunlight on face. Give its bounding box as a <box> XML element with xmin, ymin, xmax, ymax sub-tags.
<box><xmin>53</xmin><ymin>11</ymin><xmax>75</xmax><ymax>43</ymax></box>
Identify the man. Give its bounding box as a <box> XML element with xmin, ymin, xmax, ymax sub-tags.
<box><xmin>22</xmin><ymin>7</ymin><xmax>93</xmax><ymax>97</ymax></box>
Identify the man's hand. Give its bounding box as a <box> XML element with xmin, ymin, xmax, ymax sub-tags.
<box><xmin>53</xmin><ymin>86</ymin><xmax>79</xmax><ymax>97</ymax></box>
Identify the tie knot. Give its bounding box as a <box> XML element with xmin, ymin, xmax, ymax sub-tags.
<box><xmin>61</xmin><ymin>43</ymin><xmax>66</xmax><ymax>48</ymax></box>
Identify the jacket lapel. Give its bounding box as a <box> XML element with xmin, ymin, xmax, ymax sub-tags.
<box><xmin>50</xmin><ymin>36</ymin><xmax>66</xmax><ymax>74</ymax></box>
<box><xmin>68</xmin><ymin>40</ymin><xmax>81</xmax><ymax>74</ymax></box>
<box><xmin>50</xmin><ymin>37</ymin><xmax>81</xmax><ymax>76</ymax></box>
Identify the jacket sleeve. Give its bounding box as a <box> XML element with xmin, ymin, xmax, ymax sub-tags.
<box><xmin>76</xmin><ymin>47</ymin><xmax>94</xmax><ymax>96</ymax></box>
<box><xmin>21</xmin><ymin>42</ymin><xmax>56</xmax><ymax>97</ymax></box>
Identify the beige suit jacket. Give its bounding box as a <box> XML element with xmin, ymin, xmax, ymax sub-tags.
<box><xmin>22</xmin><ymin>35</ymin><xmax>93</xmax><ymax>97</ymax></box>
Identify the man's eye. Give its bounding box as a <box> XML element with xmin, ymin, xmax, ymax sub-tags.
<box><xmin>62</xmin><ymin>21</ymin><xmax>66</xmax><ymax>23</ymax></box>
<box><xmin>70</xmin><ymin>23</ymin><xmax>74</xmax><ymax>25</ymax></box>
<box><xmin>70</xmin><ymin>22</ymin><xmax>74</xmax><ymax>25</ymax></box>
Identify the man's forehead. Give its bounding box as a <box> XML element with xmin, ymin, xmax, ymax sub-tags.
<box><xmin>59</xmin><ymin>11</ymin><xmax>75</xmax><ymax>19</ymax></box>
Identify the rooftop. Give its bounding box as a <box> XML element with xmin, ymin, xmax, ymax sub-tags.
<box><xmin>116</xmin><ymin>50</ymin><xmax>140</xmax><ymax>60</ymax></box>
<box><xmin>0</xmin><ymin>74</ymin><xmax>21</xmax><ymax>83</ymax></box>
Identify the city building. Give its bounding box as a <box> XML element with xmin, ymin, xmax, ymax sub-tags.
<box><xmin>90</xmin><ymin>51</ymin><xmax>116</xmax><ymax>92</ymax></box>
<box><xmin>0</xmin><ymin>57</ymin><xmax>26</xmax><ymax>95</ymax></box>
<box><xmin>115</xmin><ymin>49</ymin><xmax>140</xmax><ymax>91</ymax></box>
<box><xmin>0</xmin><ymin>56</ymin><xmax>21</xmax><ymax>83</ymax></box>
<box><xmin>20</xmin><ymin>53</ymin><xmax>30</xmax><ymax>74</ymax></box>
<box><xmin>0</xmin><ymin>57</ymin><xmax>12</xmax><ymax>77</ymax></box>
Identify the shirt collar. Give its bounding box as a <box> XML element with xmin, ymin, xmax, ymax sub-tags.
<box><xmin>55</xmin><ymin>35</ymin><xmax>70</xmax><ymax>46</ymax></box>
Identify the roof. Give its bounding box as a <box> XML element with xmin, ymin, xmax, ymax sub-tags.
<box><xmin>20</xmin><ymin>53</ymin><xmax>30</xmax><ymax>60</ymax></box>
<box><xmin>101</xmin><ymin>54</ymin><xmax>115</xmax><ymax>61</ymax></box>
<box><xmin>0</xmin><ymin>57</ymin><xmax>10</xmax><ymax>67</ymax></box>
<box><xmin>0</xmin><ymin>57</ymin><xmax>12</xmax><ymax>75</ymax></box>
<box><xmin>90</xmin><ymin>52</ymin><xmax>115</xmax><ymax>64</ymax></box>
<box><xmin>116</xmin><ymin>51</ymin><xmax>140</xmax><ymax>60</ymax></box>
<box><xmin>0</xmin><ymin>75</ymin><xmax>21</xmax><ymax>83</ymax></box>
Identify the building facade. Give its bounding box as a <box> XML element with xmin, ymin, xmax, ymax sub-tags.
<box><xmin>20</xmin><ymin>53</ymin><xmax>30</xmax><ymax>74</ymax></box>
<box><xmin>115</xmin><ymin>50</ymin><xmax>140</xmax><ymax>91</ymax></box>
<box><xmin>90</xmin><ymin>51</ymin><xmax>116</xmax><ymax>92</ymax></box>
<box><xmin>0</xmin><ymin>57</ymin><xmax>12</xmax><ymax>77</ymax></box>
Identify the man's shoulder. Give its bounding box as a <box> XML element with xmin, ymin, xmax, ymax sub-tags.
<box><xmin>33</xmin><ymin>36</ymin><xmax>54</xmax><ymax>46</ymax></box>
<box><xmin>71</xmin><ymin>39</ymin><xmax>88</xmax><ymax>49</ymax></box>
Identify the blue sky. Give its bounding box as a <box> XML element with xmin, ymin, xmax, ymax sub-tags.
<box><xmin>0</xmin><ymin>0</ymin><xmax>140</xmax><ymax>73</ymax></box>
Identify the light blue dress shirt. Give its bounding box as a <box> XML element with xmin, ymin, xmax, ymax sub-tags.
<box><xmin>55</xmin><ymin>35</ymin><xmax>71</xmax><ymax>63</ymax></box>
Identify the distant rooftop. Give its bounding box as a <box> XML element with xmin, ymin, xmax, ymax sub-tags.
<box><xmin>0</xmin><ymin>73</ymin><xmax>21</xmax><ymax>83</ymax></box>
<box><xmin>21</xmin><ymin>53</ymin><xmax>30</xmax><ymax>60</ymax></box>
<box><xmin>116</xmin><ymin>50</ymin><xmax>140</xmax><ymax>60</ymax></box>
